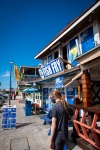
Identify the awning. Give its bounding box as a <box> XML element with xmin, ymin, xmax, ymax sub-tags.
<box><xmin>27</xmin><ymin>66</ymin><xmax>80</xmax><ymax>84</ymax></box>
<box><xmin>22</xmin><ymin>87</ymin><xmax>40</xmax><ymax>93</ymax></box>
<box><xmin>63</xmin><ymin>71</ymin><xmax>83</xmax><ymax>87</ymax></box>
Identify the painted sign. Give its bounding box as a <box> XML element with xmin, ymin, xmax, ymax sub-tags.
<box><xmin>55</xmin><ymin>76</ymin><xmax>63</xmax><ymax>89</ymax></box>
<box><xmin>39</xmin><ymin>58</ymin><xmax>63</xmax><ymax>78</ymax></box>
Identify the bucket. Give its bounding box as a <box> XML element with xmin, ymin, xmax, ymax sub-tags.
<box><xmin>18</xmin><ymin>99</ymin><xmax>20</xmax><ymax>103</ymax></box>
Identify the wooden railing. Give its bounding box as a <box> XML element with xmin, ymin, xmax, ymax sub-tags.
<box><xmin>72</xmin><ymin>105</ymin><xmax>100</xmax><ymax>149</ymax></box>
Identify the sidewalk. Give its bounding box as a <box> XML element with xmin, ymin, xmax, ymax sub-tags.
<box><xmin>0</xmin><ymin>99</ymin><xmax>82</xmax><ymax>150</ymax></box>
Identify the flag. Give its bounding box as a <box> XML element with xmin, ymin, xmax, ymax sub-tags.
<box><xmin>14</xmin><ymin>65</ymin><xmax>20</xmax><ymax>81</ymax></box>
<box><xmin>68</xmin><ymin>45</ymin><xmax>78</xmax><ymax>69</ymax></box>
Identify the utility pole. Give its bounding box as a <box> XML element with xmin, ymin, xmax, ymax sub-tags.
<box><xmin>9</xmin><ymin>61</ymin><xmax>14</xmax><ymax>105</ymax></box>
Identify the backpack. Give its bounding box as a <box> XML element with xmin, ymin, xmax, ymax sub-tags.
<box><xmin>67</xmin><ymin>104</ymin><xmax>74</xmax><ymax>116</ymax></box>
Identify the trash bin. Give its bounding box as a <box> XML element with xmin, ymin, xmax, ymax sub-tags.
<box><xmin>23</xmin><ymin>100</ymin><xmax>32</xmax><ymax>116</ymax></box>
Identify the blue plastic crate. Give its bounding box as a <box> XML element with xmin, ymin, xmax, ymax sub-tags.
<box><xmin>7</xmin><ymin>119</ymin><xmax>11</xmax><ymax>124</ymax></box>
<box><xmin>3</xmin><ymin>108</ymin><xmax>8</xmax><ymax>112</ymax></box>
<box><xmin>11</xmin><ymin>119</ymin><xmax>16</xmax><ymax>124</ymax></box>
<box><xmin>12</xmin><ymin>108</ymin><xmax>16</xmax><ymax>112</ymax></box>
<box><xmin>7</xmin><ymin>112</ymin><xmax>12</xmax><ymax>118</ymax></box>
<box><xmin>2</xmin><ymin>119</ymin><xmax>7</xmax><ymax>124</ymax></box>
<box><xmin>3</xmin><ymin>113</ymin><xmax>8</xmax><ymax>118</ymax></box>
<box><xmin>11</xmin><ymin>113</ymin><xmax>16</xmax><ymax>118</ymax></box>
<box><xmin>11</xmin><ymin>124</ymin><xmax>16</xmax><ymax>128</ymax></box>
<box><xmin>2</xmin><ymin>105</ymin><xmax>16</xmax><ymax>129</ymax></box>
<box><xmin>7</xmin><ymin>124</ymin><xmax>11</xmax><ymax>128</ymax></box>
<box><xmin>2</xmin><ymin>124</ymin><xmax>7</xmax><ymax>129</ymax></box>
<box><xmin>6</xmin><ymin>108</ymin><xmax>13</xmax><ymax>112</ymax></box>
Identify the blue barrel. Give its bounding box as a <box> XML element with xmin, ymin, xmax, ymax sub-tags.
<box><xmin>23</xmin><ymin>101</ymin><xmax>32</xmax><ymax>116</ymax></box>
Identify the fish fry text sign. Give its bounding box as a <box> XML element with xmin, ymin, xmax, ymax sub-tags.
<box><xmin>39</xmin><ymin>58</ymin><xmax>63</xmax><ymax>78</ymax></box>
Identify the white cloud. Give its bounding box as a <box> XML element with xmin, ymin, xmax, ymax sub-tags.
<box><xmin>1</xmin><ymin>71</ymin><xmax>10</xmax><ymax>77</ymax></box>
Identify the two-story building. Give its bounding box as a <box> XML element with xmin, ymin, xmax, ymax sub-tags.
<box><xmin>34</xmin><ymin>1</ymin><xmax>100</xmax><ymax>110</ymax></box>
<box><xmin>16</xmin><ymin>2</ymin><xmax>100</xmax><ymax>149</ymax></box>
<box><xmin>18</xmin><ymin>66</ymin><xmax>42</xmax><ymax>104</ymax></box>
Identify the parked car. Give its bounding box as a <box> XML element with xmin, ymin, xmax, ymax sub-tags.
<box><xmin>2</xmin><ymin>93</ymin><xmax>9</xmax><ymax>99</ymax></box>
<box><xmin>0</xmin><ymin>96</ymin><xmax>4</xmax><ymax>105</ymax></box>
<box><xmin>0</xmin><ymin>94</ymin><xmax>6</xmax><ymax>102</ymax></box>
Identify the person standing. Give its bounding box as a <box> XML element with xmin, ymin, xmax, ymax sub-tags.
<box><xmin>14</xmin><ymin>93</ymin><xmax>16</xmax><ymax>99</ymax></box>
<box><xmin>50</xmin><ymin>89</ymin><xmax>70</xmax><ymax>150</ymax></box>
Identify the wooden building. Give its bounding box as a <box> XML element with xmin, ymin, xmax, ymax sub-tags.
<box><xmin>34</xmin><ymin>1</ymin><xmax>100</xmax><ymax>149</ymax></box>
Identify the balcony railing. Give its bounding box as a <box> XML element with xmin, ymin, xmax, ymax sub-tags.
<box><xmin>21</xmin><ymin>75</ymin><xmax>40</xmax><ymax>82</ymax></box>
<box><xmin>72</xmin><ymin>104</ymin><xmax>100</xmax><ymax>149</ymax></box>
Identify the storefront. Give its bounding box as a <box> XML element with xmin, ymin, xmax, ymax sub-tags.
<box><xmin>35</xmin><ymin>57</ymin><xmax>80</xmax><ymax>111</ymax></box>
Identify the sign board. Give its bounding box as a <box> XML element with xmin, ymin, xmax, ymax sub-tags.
<box><xmin>67</xmin><ymin>88</ymin><xmax>78</xmax><ymax>97</ymax></box>
<box><xmin>43</xmin><ymin>88</ymin><xmax>49</xmax><ymax>110</ymax></box>
<box><xmin>38</xmin><ymin>58</ymin><xmax>63</xmax><ymax>78</ymax></box>
<box><xmin>55</xmin><ymin>76</ymin><xmax>63</xmax><ymax>89</ymax></box>
<box><xmin>1</xmin><ymin>105</ymin><xmax>16</xmax><ymax>129</ymax></box>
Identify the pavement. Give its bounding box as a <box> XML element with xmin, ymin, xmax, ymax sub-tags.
<box><xmin>0</xmin><ymin>98</ymin><xmax>82</xmax><ymax>150</ymax></box>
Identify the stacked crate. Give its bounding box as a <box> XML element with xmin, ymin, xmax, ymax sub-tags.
<box><xmin>1</xmin><ymin>105</ymin><xmax>16</xmax><ymax>129</ymax></box>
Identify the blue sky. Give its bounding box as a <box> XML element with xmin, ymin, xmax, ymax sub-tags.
<box><xmin>0</xmin><ymin>0</ymin><xmax>96</xmax><ymax>89</ymax></box>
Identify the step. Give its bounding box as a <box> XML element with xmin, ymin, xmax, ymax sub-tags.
<box><xmin>77</xmin><ymin>138</ymin><xmax>98</xmax><ymax>150</ymax></box>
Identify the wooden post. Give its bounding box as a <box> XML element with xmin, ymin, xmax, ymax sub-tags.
<box><xmin>78</xmin><ymin>85</ymin><xmax>81</xmax><ymax>99</ymax></box>
<box><xmin>81</xmin><ymin>71</ymin><xmax>92</xmax><ymax>107</ymax></box>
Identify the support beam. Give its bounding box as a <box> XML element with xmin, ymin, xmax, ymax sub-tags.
<box><xmin>81</xmin><ymin>71</ymin><xmax>92</xmax><ymax>107</ymax></box>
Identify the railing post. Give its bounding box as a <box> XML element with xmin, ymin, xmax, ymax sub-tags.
<box><xmin>88</xmin><ymin>111</ymin><xmax>94</xmax><ymax>140</ymax></box>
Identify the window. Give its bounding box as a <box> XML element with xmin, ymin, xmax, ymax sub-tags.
<box><xmin>48</xmin><ymin>54</ymin><xmax>52</xmax><ymax>63</ymax></box>
<box><xmin>68</xmin><ymin>37</ymin><xmax>78</xmax><ymax>68</ymax></box>
<box><xmin>62</xmin><ymin>45</ymin><xmax>68</xmax><ymax>69</ymax></box>
<box><xmin>80</xmin><ymin>26</ymin><xmax>95</xmax><ymax>54</ymax></box>
<box><xmin>43</xmin><ymin>58</ymin><xmax>47</xmax><ymax>65</ymax></box>
<box><xmin>54</xmin><ymin>51</ymin><xmax>58</xmax><ymax>59</ymax></box>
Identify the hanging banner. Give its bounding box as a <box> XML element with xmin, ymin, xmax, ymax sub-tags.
<box><xmin>38</xmin><ymin>58</ymin><xmax>63</xmax><ymax>79</ymax></box>
<box><xmin>14</xmin><ymin>65</ymin><xmax>20</xmax><ymax>81</ymax></box>
<box><xmin>55</xmin><ymin>76</ymin><xmax>63</xmax><ymax>89</ymax></box>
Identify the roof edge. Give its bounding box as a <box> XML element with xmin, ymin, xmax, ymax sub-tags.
<box><xmin>34</xmin><ymin>1</ymin><xmax>100</xmax><ymax>59</ymax></box>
